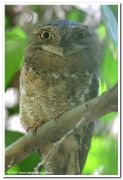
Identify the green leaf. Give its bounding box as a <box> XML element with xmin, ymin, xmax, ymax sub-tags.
<box><xmin>5</xmin><ymin>130</ymin><xmax>40</xmax><ymax>175</ymax></box>
<box><xmin>99</xmin><ymin>79</ymin><xmax>108</xmax><ymax>95</ymax></box>
<box><xmin>100</xmin><ymin>40</ymin><xmax>118</xmax><ymax>89</ymax></box>
<box><xmin>98</xmin><ymin>24</ymin><xmax>106</xmax><ymax>40</ymax></box>
<box><xmin>6</xmin><ymin>166</ymin><xmax>20</xmax><ymax>175</ymax></box>
<box><xmin>5</xmin><ymin>16</ymin><xmax>11</xmax><ymax>29</ymax></box>
<box><xmin>6</xmin><ymin>152</ymin><xmax>40</xmax><ymax>175</ymax></box>
<box><xmin>100</xmin><ymin>112</ymin><xmax>118</xmax><ymax>123</ymax></box>
<box><xmin>5</xmin><ymin>27</ymin><xmax>27</xmax><ymax>89</ymax></box>
<box><xmin>17</xmin><ymin>152</ymin><xmax>40</xmax><ymax>175</ymax></box>
<box><xmin>67</xmin><ymin>7</ymin><xmax>85</xmax><ymax>22</ymax></box>
<box><xmin>5</xmin><ymin>130</ymin><xmax>23</xmax><ymax>147</ymax></box>
<box><xmin>83</xmin><ymin>136</ymin><xmax>118</xmax><ymax>175</ymax></box>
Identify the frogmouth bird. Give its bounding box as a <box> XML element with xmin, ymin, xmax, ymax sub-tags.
<box><xmin>20</xmin><ymin>20</ymin><xmax>101</xmax><ymax>175</ymax></box>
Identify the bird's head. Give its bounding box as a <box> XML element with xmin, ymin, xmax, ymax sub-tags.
<box><xmin>31</xmin><ymin>20</ymin><xmax>98</xmax><ymax>57</ymax></box>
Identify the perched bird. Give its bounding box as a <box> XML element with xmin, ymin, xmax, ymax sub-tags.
<box><xmin>20</xmin><ymin>20</ymin><xmax>101</xmax><ymax>174</ymax></box>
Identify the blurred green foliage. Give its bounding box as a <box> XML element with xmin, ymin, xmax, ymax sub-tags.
<box><xmin>5</xmin><ymin>16</ymin><xmax>11</xmax><ymax>29</ymax></box>
<box><xmin>83</xmin><ymin>136</ymin><xmax>118</xmax><ymax>175</ymax></box>
<box><xmin>100</xmin><ymin>42</ymin><xmax>118</xmax><ymax>88</ymax></box>
<box><xmin>5</xmin><ymin>130</ymin><xmax>23</xmax><ymax>147</ymax></box>
<box><xmin>66</xmin><ymin>7</ymin><xmax>86</xmax><ymax>22</ymax></box>
<box><xmin>5</xmin><ymin>130</ymin><xmax>40</xmax><ymax>175</ymax></box>
<box><xmin>5</xmin><ymin>27</ymin><xmax>27</xmax><ymax>89</ymax></box>
<box><xmin>5</xmin><ymin>5</ymin><xmax>119</xmax><ymax>175</ymax></box>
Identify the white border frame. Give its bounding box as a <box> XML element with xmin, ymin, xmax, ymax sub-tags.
<box><xmin>1</xmin><ymin>1</ymin><xmax>121</xmax><ymax>178</ymax></box>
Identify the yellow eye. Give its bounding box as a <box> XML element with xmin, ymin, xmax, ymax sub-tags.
<box><xmin>40</xmin><ymin>31</ymin><xmax>51</xmax><ymax>40</ymax></box>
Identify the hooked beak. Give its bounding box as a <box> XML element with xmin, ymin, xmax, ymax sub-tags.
<box><xmin>41</xmin><ymin>44</ymin><xmax>84</xmax><ymax>57</ymax></box>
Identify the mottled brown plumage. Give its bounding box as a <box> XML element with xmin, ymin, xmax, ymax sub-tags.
<box><xmin>20</xmin><ymin>20</ymin><xmax>101</xmax><ymax>174</ymax></box>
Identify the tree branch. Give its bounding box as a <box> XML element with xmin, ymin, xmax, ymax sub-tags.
<box><xmin>5</xmin><ymin>84</ymin><xmax>118</xmax><ymax>171</ymax></box>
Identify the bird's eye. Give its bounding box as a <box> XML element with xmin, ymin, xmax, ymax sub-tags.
<box><xmin>40</xmin><ymin>31</ymin><xmax>51</xmax><ymax>40</ymax></box>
